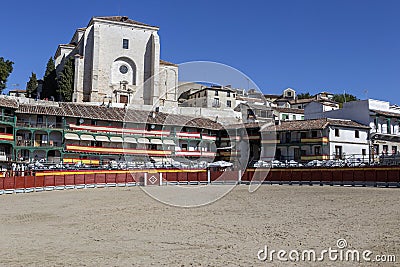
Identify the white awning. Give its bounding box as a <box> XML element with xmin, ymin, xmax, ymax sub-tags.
<box><xmin>110</xmin><ymin>136</ymin><xmax>123</xmax><ymax>143</ymax></box>
<box><xmin>163</xmin><ymin>139</ymin><xmax>176</xmax><ymax>145</ymax></box>
<box><xmin>124</xmin><ymin>137</ymin><xmax>137</xmax><ymax>143</ymax></box>
<box><xmin>80</xmin><ymin>134</ymin><xmax>95</xmax><ymax>141</ymax></box>
<box><xmin>150</xmin><ymin>139</ymin><xmax>163</xmax><ymax>145</ymax></box>
<box><xmin>137</xmin><ymin>138</ymin><xmax>150</xmax><ymax>144</ymax></box>
<box><xmin>64</xmin><ymin>133</ymin><xmax>80</xmax><ymax>140</ymax></box>
<box><xmin>95</xmin><ymin>135</ymin><xmax>109</xmax><ymax>142</ymax></box>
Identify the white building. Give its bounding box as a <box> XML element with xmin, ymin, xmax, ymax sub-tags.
<box><xmin>305</xmin><ymin>99</ymin><xmax>400</xmax><ymax>158</ymax></box>
<box><xmin>55</xmin><ymin>16</ymin><xmax>178</xmax><ymax>107</ymax></box>
<box><xmin>180</xmin><ymin>86</ymin><xmax>237</xmax><ymax>110</ymax></box>
<box><xmin>262</xmin><ymin>118</ymin><xmax>370</xmax><ymax>162</ymax></box>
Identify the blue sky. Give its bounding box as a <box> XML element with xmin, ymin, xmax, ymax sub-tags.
<box><xmin>1</xmin><ymin>0</ymin><xmax>399</xmax><ymax>103</ymax></box>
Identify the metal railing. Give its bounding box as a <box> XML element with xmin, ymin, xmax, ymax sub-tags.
<box><xmin>16</xmin><ymin>122</ymin><xmax>64</xmax><ymax>129</ymax></box>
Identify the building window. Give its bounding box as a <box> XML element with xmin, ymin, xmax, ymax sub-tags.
<box><xmin>311</xmin><ymin>131</ymin><xmax>318</xmax><ymax>138</ymax></box>
<box><xmin>260</xmin><ymin>110</ymin><xmax>267</xmax><ymax>117</ymax></box>
<box><xmin>213</xmin><ymin>98</ymin><xmax>220</xmax><ymax>108</ymax></box>
<box><xmin>387</xmin><ymin>119</ymin><xmax>391</xmax><ymax>134</ymax></box>
<box><xmin>374</xmin><ymin>145</ymin><xmax>379</xmax><ymax>155</ymax></box>
<box><xmin>392</xmin><ymin>146</ymin><xmax>397</xmax><ymax>155</ymax></box>
<box><xmin>314</xmin><ymin>146</ymin><xmax>321</xmax><ymax>155</ymax></box>
<box><xmin>227</xmin><ymin>92</ymin><xmax>230</xmax><ymax>97</ymax></box>
<box><xmin>383</xmin><ymin>145</ymin><xmax>388</xmax><ymax>155</ymax></box>
<box><xmin>215</xmin><ymin>91</ymin><xmax>219</xmax><ymax>96</ymax></box>
<box><xmin>374</xmin><ymin>117</ymin><xmax>379</xmax><ymax>132</ymax></box>
<box><xmin>355</xmin><ymin>130</ymin><xmax>359</xmax><ymax>138</ymax></box>
<box><xmin>362</xmin><ymin>149</ymin><xmax>367</xmax><ymax>156</ymax></box>
<box><xmin>335</xmin><ymin>146</ymin><xmax>343</xmax><ymax>159</ymax></box>
<box><xmin>226</xmin><ymin>100</ymin><xmax>232</xmax><ymax>108</ymax></box>
<box><xmin>292</xmin><ymin>115</ymin><xmax>296</xmax><ymax>120</ymax></box>
<box><xmin>120</xmin><ymin>95</ymin><xmax>128</xmax><ymax>104</ymax></box>
<box><xmin>122</xmin><ymin>39</ymin><xmax>129</xmax><ymax>49</ymax></box>
<box><xmin>282</xmin><ymin>114</ymin><xmax>289</xmax><ymax>120</ymax></box>
<box><xmin>335</xmin><ymin>129</ymin><xmax>340</xmax><ymax>137</ymax></box>
<box><xmin>119</xmin><ymin>65</ymin><xmax>128</xmax><ymax>74</ymax></box>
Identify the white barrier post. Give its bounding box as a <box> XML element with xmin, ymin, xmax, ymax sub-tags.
<box><xmin>238</xmin><ymin>169</ymin><xmax>242</xmax><ymax>184</ymax></box>
<box><xmin>207</xmin><ymin>169</ymin><xmax>211</xmax><ymax>184</ymax></box>
<box><xmin>144</xmin><ymin>173</ymin><xmax>147</xmax><ymax>186</ymax></box>
<box><xmin>159</xmin><ymin>173</ymin><xmax>163</xmax><ymax>186</ymax></box>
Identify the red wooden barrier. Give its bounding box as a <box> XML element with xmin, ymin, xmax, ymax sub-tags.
<box><xmin>25</xmin><ymin>176</ymin><xmax>35</xmax><ymax>188</ymax></box>
<box><xmin>75</xmin><ymin>174</ymin><xmax>85</xmax><ymax>184</ymax></box>
<box><xmin>15</xmin><ymin>176</ymin><xmax>25</xmax><ymax>189</ymax></box>
<box><xmin>35</xmin><ymin>176</ymin><xmax>44</xmax><ymax>188</ymax></box>
<box><xmin>95</xmin><ymin>173</ymin><xmax>106</xmax><ymax>184</ymax></box>
<box><xmin>165</xmin><ymin>172</ymin><xmax>177</xmax><ymax>182</ymax></box>
<box><xmin>3</xmin><ymin>177</ymin><xmax>15</xmax><ymax>189</ymax></box>
<box><xmin>387</xmin><ymin>170</ymin><xmax>399</xmax><ymax>183</ymax></box>
<box><xmin>54</xmin><ymin>175</ymin><xmax>65</xmax><ymax>186</ymax></box>
<box><xmin>187</xmin><ymin>172</ymin><xmax>197</xmax><ymax>182</ymax></box>
<box><xmin>126</xmin><ymin>172</ymin><xmax>135</xmax><ymax>183</ymax></box>
<box><xmin>85</xmin><ymin>174</ymin><xmax>95</xmax><ymax>184</ymax></box>
<box><xmin>65</xmin><ymin>174</ymin><xmax>75</xmax><ymax>185</ymax></box>
<box><xmin>280</xmin><ymin>170</ymin><xmax>291</xmax><ymax>182</ymax></box>
<box><xmin>353</xmin><ymin>169</ymin><xmax>365</xmax><ymax>183</ymax></box>
<box><xmin>44</xmin><ymin>175</ymin><xmax>55</xmax><ymax>187</ymax></box>
<box><xmin>177</xmin><ymin>172</ymin><xmax>187</xmax><ymax>182</ymax></box>
<box><xmin>116</xmin><ymin>173</ymin><xmax>127</xmax><ymax>183</ymax></box>
<box><xmin>198</xmin><ymin>171</ymin><xmax>207</xmax><ymax>182</ymax></box>
<box><xmin>320</xmin><ymin>170</ymin><xmax>332</xmax><ymax>183</ymax></box>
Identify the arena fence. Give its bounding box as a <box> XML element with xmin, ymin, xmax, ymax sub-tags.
<box><xmin>0</xmin><ymin>167</ymin><xmax>399</xmax><ymax>194</ymax></box>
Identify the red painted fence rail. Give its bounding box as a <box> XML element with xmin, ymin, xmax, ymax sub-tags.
<box><xmin>0</xmin><ymin>167</ymin><xmax>399</xmax><ymax>191</ymax></box>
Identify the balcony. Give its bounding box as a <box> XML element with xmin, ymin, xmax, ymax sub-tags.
<box><xmin>301</xmin><ymin>137</ymin><xmax>329</xmax><ymax>144</ymax></box>
<box><xmin>0</xmin><ymin>115</ymin><xmax>15</xmax><ymax>123</ymax></box>
<box><xmin>16</xmin><ymin>122</ymin><xmax>64</xmax><ymax>129</ymax></box>
<box><xmin>65</xmin><ymin>144</ymin><xmax>173</xmax><ymax>156</ymax></box>
<box><xmin>212</xmin><ymin>102</ymin><xmax>221</xmax><ymax>108</ymax></box>
<box><xmin>300</xmin><ymin>155</ymin><xmax>329</xmax><ymax>161</ymax></box>
<box><xmin>16</xmin><ymin>139</ymin><xmax>62</xmax><ymax>148</ymax></box>
<box><xmin>261</xmin><ymin>139</ymin><xmax>281</xmax><ymax>144</ymax></box>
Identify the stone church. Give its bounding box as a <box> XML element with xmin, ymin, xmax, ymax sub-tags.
<box><xmin>54</xmin><ymin>16</ymin><xmax>178</xmax><ymax>108</ymax></box>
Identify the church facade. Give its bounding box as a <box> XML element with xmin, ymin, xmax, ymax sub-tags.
<box><xmin>54</xmin><ymin>16</ymin><xmax>178</xmax><ymax>107</ymax></box>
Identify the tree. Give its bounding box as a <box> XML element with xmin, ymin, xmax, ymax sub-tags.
<box><xmin>26</xmin><ymin>72</ymin><xmax>38</xmax><ymax>98</ymax></box>
<box><xmin>332</xmin><ymin>93</ymin><xmax>358</xmax><ymax>107</ymax></box>
<box><xmin>0</xmin><ymin>57</ymin><xmax>14</xmax><ymax>93</ymax></box>
<box><xmin>42</xmin><ymin>57</ymin><xmax>58</xmax><ymax>99</ymax></box>
<box><xmin>297</xmin><ymin>92</ymin><xmax>312</xmax><ymax>99</ymax></box>
<box><xmin>57</xmin><ymin>57</ymin><xmax>75</xmax><ymax>102</ymax></box>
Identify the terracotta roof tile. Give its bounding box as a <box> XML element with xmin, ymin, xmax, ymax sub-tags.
<box><xmin>371</xmin><ymin>109</ymin><xmax>400</xmax><ymax>118</ymax></box>
<box><xmin>264</xmin><ymin>118</ymin><xmax>369</xmax><ymax>132</ymax></box>
<box><xmin>0</xmin><ymin>97</ymin><xmax>18</xmax><ymax>109</ymax></box>
<box><xmin>273</xmin><ymin>107</ymin><xmax>304</xmax><ymax>114</ymax></box>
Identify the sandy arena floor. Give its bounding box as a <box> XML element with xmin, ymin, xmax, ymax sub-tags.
<box><xmin>0</xmin><ymin>185</ymin><xmax>398</xmax><ymax>266</ymax></box>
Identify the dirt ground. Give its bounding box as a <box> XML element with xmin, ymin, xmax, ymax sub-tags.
<box><xmin>0</xmin><ymin>185</ymin><xmax>398</xmax><ymax>266</ymax></box>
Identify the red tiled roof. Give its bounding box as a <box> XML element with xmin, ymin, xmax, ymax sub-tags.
<box><xmin>273</xmin><ymin>107</ymin><xmax>304</xmax><ymax>114</ymax></box>
<box><xmin>371</xmin><ymin>109</ymin><xmax>400</xmax><ymax>118</ymax></box>
<box><xmin>160</xmin><ymin>60</ymin><xmax>178</xmax><ymax>67</ymax></box>
<box><xmin>11</xmin><ymin>101</ymin><xmax>222</xmax><ymax>130</ymax></box>
<box><xmin>263</xmin><ymin>118</ymin><xmax>369</xmax><ymax>132</ymax></box>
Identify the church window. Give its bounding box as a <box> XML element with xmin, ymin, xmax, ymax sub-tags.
<box><xmin>119</xmin><ymin>65</ymin><xmax>128</xmax><ymax>74</ymax></box>
<box><xmin>123</xmin><ymin>39</ymin><xmax>129</xmax><ymax>49</ymax></box>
